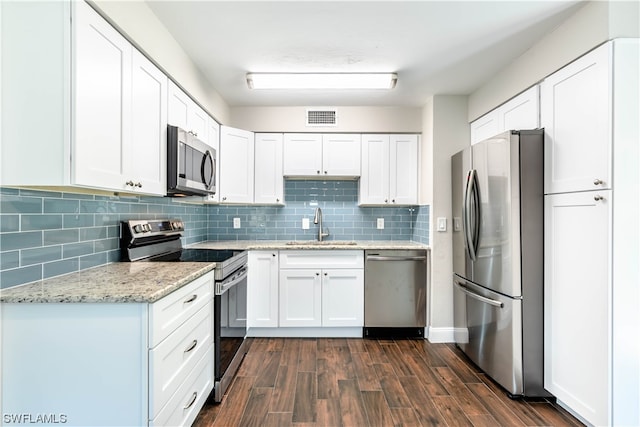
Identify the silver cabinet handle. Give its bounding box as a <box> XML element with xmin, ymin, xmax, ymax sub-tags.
<box><xmin>183</xmin><ymin>294</ymin><xmax>197</xmax><ymax>304</ymax></box>
<box><xmin>594</xmin><ymin>179</ymin><xmax>604</xmax><ymax>185</ymax></box>
<box><xmin>135</xmin><ymin>182</ymin><xmax>142</xmax><ymax>188</ymax></box>
<box><xmin>594</xmin><ymin>195</ymin><xmax>605</xmax><ymax>201</ymax></box>
<box><xmin>125</xmin><ymin>180</ymin><xmax>135</xmax><ymax>187</ymax></box>
<box><xmin>324</xmin><ymin>171</ymin><xmax>328</xmax><ymax>174</ymax></box>
<box><xmin>184</xmin><ymin>392</ymin><xmax>197</xmax><ymax>410</ymax></box>
<box><xmin>317</xmin><ymin>170</ymin><xmax>321</xmax><ymax>174</ymax></box>
<box><xmin>384</xmin><ymin>199</ymin><xmax>388</xmax><ymax>203</ymax></box>
<box><xmin>184</xmin><ymin>339</ymin><xmax>198</xmax><ymax>353</ymax></box>
<box><xmin>455</xmin><ymin>281</ymin><xmax>503</xmax><ymax>308</ymax></box>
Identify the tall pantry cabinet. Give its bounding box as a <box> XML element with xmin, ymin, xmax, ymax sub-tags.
<box><xmin>542</xmin><ymin>39</ymin><xmax>639</xmax><ymax>427</ymax></box>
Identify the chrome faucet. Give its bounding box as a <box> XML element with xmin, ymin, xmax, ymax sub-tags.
<box><xmin>313</xmin><ymin>207</ymin><xmax>330</xmax><ymax>241</ymax></box>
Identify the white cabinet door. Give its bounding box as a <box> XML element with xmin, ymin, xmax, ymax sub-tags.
<box><xmin>501</xmin><ymin>85</ymin><xmax>539</xmax><ymax>131</ymax></box>
<box><xmin>254</xmin><ymin>133</ymin><xmax>284</xmax><ymax>205</ymax></box>
<box><xmin>359</xmin><ymin>134</ymin><xmax>390</xmax><ymax>205</ymax></box>
<box><xmin>168</xmin><ymin>81</ymin><xmax>189</xmax><ymax>131</ymax></box>
<box><xmin>542</xmin><ymin>44</ymin><xmax>611</xmax><ymax>194</ymax></box>
<box><xmin>219</xmin><ymin>126</ymin><xmax>254</xmax><ymax>203</ymax></box>
<box><xmin>544</xmin><ymin>191</ymin><xmax>611</xmax><ymax>426</ymax></box>
<box><xmin>279</xmin><ymin>269</ymin><xmax>322</xmax><ymax>327</ymax></box>
<box><xmin>389</xmin><ymin>134</ymin><xmax>419</xmax><ymax>205</ymax></box>
<box><xmin>228</xmin><ymin>281</ymin><xmax>247</xmax><ymax>328</ymax></box>
<box><xmin>283</xmin><ymin>134</ymin><xmax>323</xmax><ymax>176</ymax></box>
<box><xmin>130</xmin><ymin>50</ymin><xmax>167</xmax><ymax>195</ymax></box>
<box><xmin>471</xmin><ymin>86</ymin><xmax>539</xmax><ymax>146</ymax></box>
<box><xmin>247</xmin><ymin>251</ymin><xmax>279</xmax><ymax>328</ymax></box>
<box><xmin>73</xmin><ymin>0</ymin><xmax>131</xmax><ymax>191</ymax></box>
<box><xmin>322</xmin><ymin>134</ymin><xmax>361</xmax><ymax>176</ymax></box>
<box><xmin>167</xmin><ymin>81</ymin><xmax>208</xmax><ymax>145</ymax></box>
<box><xmin>322</xmin><ymin>269</ymin><xmax>364</xmax><ymax>327</ymax></box>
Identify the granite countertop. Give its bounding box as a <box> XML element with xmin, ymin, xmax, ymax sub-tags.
<box><xmin>0</xmin><ymin>262</ymin><xmax>216</xmax><ymax>304</ymax></box>
<box><xmin>188</xmin><ymin>240</ymin><xmax>430</xmax><ymax>251</ymax></box>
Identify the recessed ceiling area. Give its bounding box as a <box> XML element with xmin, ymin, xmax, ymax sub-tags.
<box><xmin>146</xmin><ymin>1</ymin><xmax>584</xmax><ymax>107</ymax></box>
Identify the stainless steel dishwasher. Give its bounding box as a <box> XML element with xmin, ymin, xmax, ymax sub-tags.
<box><xmin>364</xmin><ymin>249</ymin><xmax>428</xmax><ymax>338</ymax></box>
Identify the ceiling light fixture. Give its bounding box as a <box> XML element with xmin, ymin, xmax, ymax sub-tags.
<box><xmin>246</xmin><ymin>72</ymin><xmax>397</xmax><ymax>90</ymax></box>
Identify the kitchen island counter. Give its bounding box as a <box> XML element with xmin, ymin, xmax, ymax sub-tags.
<box><xmin>0</xmin><ymin>261</ymin><xmax>215</xmax><ymax>304</ymax></box>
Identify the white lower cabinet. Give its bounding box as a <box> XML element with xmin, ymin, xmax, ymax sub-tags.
<box><xmin>247</xmin><ymin>251</ymin><xmax>280</xmax><ymax>328</ymax></box>
<box><xmin>0</xmin><ymin>272</ymin><xmax>215</xmax><ymax>427</ymax></box>
<box><xmin>247</xmin><ymin>250</ymin><xmax>364</xmax><ymax>336</ymax></box>
<box><xmin>544</xmin><ymin>191</ymin><xmax>611</xmax><ymax>426</ymax></box>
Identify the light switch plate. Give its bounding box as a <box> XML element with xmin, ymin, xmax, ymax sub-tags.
<box><xmin>302</xmin><ymin>218</ymin><xmax>310</xmax><ymax>230</ymax></box>
<box><xmin>437</xmin><ymin>217</ymin><xmax>447</xmax><ymax>232</ymax></box>
<box><xmin>377</xmin><ymin>218</ymin><xmax>384</xmax><ymax>229</ymax></box>
<box><xmin>454</xmin><ymin>217</ymin><xmax>462</xmax><ymax>232</ymax></box>
<box><xmin>233</xmin><ymin>217</ymin><xmax>241</xmax><ymax>229</ymax></box>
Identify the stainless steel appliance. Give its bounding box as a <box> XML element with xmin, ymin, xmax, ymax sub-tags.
<box><xmin>120</xmin><ymin>219</ymin><xmax>248</xmax><ymax>402</ymax></box>
<box><xmin>363</xmin><ymin>249</ymin><xmax>427</xmax><ymax>338</ymax></box>
<box><xmin>451</xmin><ymin>129</ymin><xmax>549</xmax><ymax>397</ymax></box>
<box><xmin>167</xmin><ymin>125</ymin><xmax>216</xmax><ymax>197</ymax></box>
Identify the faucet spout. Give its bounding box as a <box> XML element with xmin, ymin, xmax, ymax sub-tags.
<box><xmin>313</xmin><ymin>207</ymin><xmax>329</xmax><ymax>241</ymax></box>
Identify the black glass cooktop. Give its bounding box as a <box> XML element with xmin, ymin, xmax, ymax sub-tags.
<box><xmin>149</xmin><ymin>249</ymin><xmax>242</xmax><ymax>263</ymax></box>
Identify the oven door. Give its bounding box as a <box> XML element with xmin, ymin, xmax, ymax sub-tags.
<box><xmin>167</xmin><ymin>125</ymin><xmax>216</xmax><ymax>196</ymax></box>
<box><xmin>214</xmin><ymin>265</ymin><xmax>248</xmax><ymax>402</ymax></box>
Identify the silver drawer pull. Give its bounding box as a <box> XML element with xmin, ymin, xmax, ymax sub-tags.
<box><xmin>594</xmin><ymin>195</ymin><xmax>605</xmax><ymax>202</ymax></box>
<box><xmin>184</xmin><ymin>294</ymin><xmax>198</xmax><ymax>304</ymax></box>
<box><xmin>184</xmin><ymin>392</ymin><xmax>197</xmax><ymax>410</ymax></box>
<box><xmin>184</xmin><ymin>339</ymin><xmax>198</xmax><ymax>353</ymax></box>
<box><xmin>594</xmin><ymin>178</ymin><xmax>604</xmax><ymax>185</ymax></box>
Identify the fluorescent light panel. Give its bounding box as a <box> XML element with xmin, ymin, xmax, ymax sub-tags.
<box><xmin>246</xmin><ymin>73</ymin><xmax>397</xmax><ymax>89</ymax></box>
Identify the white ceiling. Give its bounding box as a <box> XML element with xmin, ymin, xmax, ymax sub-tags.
<box><xmin>146</xmin><ymin>0</ymin><xmax>584</xmax><ymax>107</ymax></box>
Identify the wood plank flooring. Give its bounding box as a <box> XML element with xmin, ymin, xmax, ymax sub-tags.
<box><xmin>194</xmin><ymin>338</ymin><xmax>583</xmax><ymax>427</ymax></box>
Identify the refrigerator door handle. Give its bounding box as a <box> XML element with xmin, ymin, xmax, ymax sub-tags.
<box><xmin>454</xmin><ymin>279</ymin><xmax>503</xmax><ymax>308</ymax></box>
<box><xmin>464</xmin><ymin>169</ymin><xmax>479</xmax><ymax>261</ymax></box>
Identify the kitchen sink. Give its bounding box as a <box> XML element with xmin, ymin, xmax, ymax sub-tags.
<box><xmin>285</xmin><ymin>241</ymin><xmax>358</xmax><ymax>246</ymax></box>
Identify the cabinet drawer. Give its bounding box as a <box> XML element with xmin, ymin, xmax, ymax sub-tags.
<box><xmin>150</xmin><ymin>344</ymin><xmax>214</xmax><ymax>427</ymax></box>
<box><xmin>149</xmin><ymin>271</ymin><xmax>213</xmax><ymax>347</ymax></box>
<box><xmin>149</xmin><ymin>302</ymin><xmax>213</xmax><ymax>418</ymax></box>
<box><xmin>279</xmin><ymin>250</ymin><xmax>363</xmax><ymax>269</ymax></box>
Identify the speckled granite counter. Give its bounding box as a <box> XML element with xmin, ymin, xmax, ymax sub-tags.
<box><xmin>187</xmin><ymin>240</ymin><xmax>430</xmax><ymax>251</ymax></box>
<box><xmin>0</xmin><ymin>262</ymin><xmax>215</xmax><ymax>304</ymax></box>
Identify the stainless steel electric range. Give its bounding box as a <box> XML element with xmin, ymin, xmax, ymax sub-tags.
<box><xmin>120</xmin><ymin>219</ymin><xmax>249</xmax><ymax>403</ymax></box>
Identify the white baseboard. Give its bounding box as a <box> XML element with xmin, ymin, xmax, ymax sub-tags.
<box><xmin>426</xmin><ymin>326</ymin><xmax>459</xmax><ymax>343</ymax></box>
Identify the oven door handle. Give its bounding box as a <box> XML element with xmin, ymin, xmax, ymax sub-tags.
<box><xmin>215</xmin><ymin>266</ymin><xmax>248</xmax><ymax>295</ymax></box>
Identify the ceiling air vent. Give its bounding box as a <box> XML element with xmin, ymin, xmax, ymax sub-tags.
<box><xmin>306</xmin><ymin>108</ymin><xmax>337</xmax><ymax>127</ymax></box>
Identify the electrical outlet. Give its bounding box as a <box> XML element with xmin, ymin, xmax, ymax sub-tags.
<box><xmin>437</xmin><ymin>217</ymin><xmax>447</xmax><ymax>232</ymax></box>
<box><xmin>377</xmin><ymin>218</ymin><xmax>384</xmax><ymax>229</ymax></box>
<box><xmin>302</xmin><ymin>218</ymin><xmax>310</xmax><ymax>230</ymax></box>
<box><xmin>233</xmin><ymin>217</ymin><xmax>241</xmax><ymax>229</ymax></box>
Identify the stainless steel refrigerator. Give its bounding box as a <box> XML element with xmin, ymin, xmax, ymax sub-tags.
<box><xmin>451</xmin><ymin>129</ymin><xmax>549</xmax><ymax>397</ymax></box>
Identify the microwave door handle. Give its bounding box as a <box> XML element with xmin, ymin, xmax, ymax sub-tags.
<box><xmin>201</xmin><ymin>150</ymin><xmax>214</xmax><ymax>189</ymax></box>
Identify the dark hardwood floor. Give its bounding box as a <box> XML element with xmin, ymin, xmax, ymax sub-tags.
<box><xmin>194</xmin><ymin>338</ymin><xmax>583</xmax><ymax>427</ymax></box>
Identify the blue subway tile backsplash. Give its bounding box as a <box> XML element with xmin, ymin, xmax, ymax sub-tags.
<box><xmin>0</xmin><ymin>181</ymin><xmax>429</xmax><ymax>289</ymax></box>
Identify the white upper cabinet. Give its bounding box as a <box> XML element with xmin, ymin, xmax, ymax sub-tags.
<box><xmin>322</xmin><ymin>134</ymin><xmax>361</xmax><ymax>176</ymax></box>
<box><xmin>470</xmin><ymin>86</ymin><xmax>539</xmax><ymax>145</ymax></box>
<box><xmin>541</xmin><ymin>43</ymin><xmax>611</xmax><ymax>195</ymax></box>
<box><xmin>283</xmin><ymin>133</ymin><xmax>360</xmax><ymax>177</ymax></box>
<box><xmin>1</xmin><ymin>1</ymin><xmax>167</xmax><ymax>196</ymax></box>
<box><xmin>74</xmin><ymin>1</ymin><xmax>168</xmax><ymax>195</ymax></box>
<box><xmin>283</xmin><ymin>134</ymin><xmax>323</xmax><ymax>176</ymax></box>
<box><xmin>359</xmin><ymin>134</ymin><xmax>418</xmax><ymax>206</ymax></box>
<box><xmin>73</xmin><ymin>0</ymin><xmax>133</xmax><ymax>192</ymax></box>
<box><xmin>130</xmin><ymin>51</ymin><xmax>168</xmax><ymax>196</ymax></box>
<box><xmin>219</xmin><ymin>126</ymin><xmax>254</xmax><ymax>203</ymax></box>
<box><xmin>167</xmin><ymin>81</ymin><xmax>209</xmax><ymax>146</ymax></box>
<box><xmin>254</xmin><ymin>133</ymin><xmax>284</xmax><ymax>205</ymax></box>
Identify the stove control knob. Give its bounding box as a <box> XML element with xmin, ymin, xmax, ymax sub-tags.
<box><xmin>143</xmin><ymin>224</ymin><xmax>151</xmax><ymax>232</ymax></box>
<box><xmin>133</xmin><ymin>225</ymin><xmax>143</xmax><ymax>233</ymax></box>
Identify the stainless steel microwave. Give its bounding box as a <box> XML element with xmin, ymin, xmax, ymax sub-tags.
<box><xmin>167</xmin><ymin>125</ymin><xmax>216</xmax><ymax>196</ymax></box>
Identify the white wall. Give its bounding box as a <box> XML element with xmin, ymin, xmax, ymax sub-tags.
<box><xmin>421</xmin><ymin>95</ymin><xmax>469</xmax><ymax>342</ymax></box>
<box><xmin>468</xmin><ymin>0</ymin><xmax>639</xmax><ymax>121</ymax></box>
<box><xmin>230</xmin><ymin>106</ymin><xmax>422</xmax><ymax>133</ymax></box>
<box><xmin>90</xmin><ymin>0</ymin><xmax>230</xmax><ymax>124</ymax></box>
